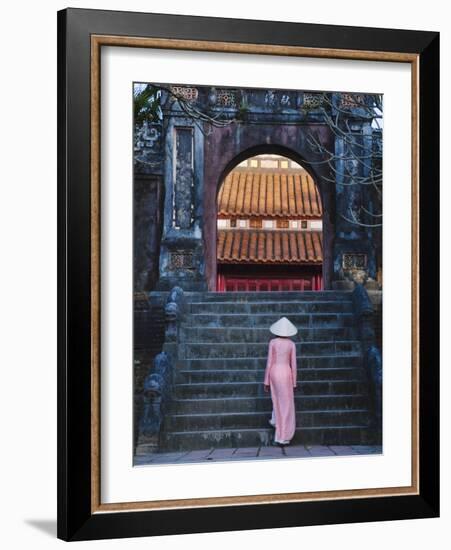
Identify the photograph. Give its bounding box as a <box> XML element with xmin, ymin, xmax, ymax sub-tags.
<box><xmin>132</xmin><ymin>82</ymin><xmax>383</xmax><ymax>466</ymax></box>
<box><xmin>54</xmin><ymin>5</ymin><xmax>440</xmax><ymax>541</ymax></box>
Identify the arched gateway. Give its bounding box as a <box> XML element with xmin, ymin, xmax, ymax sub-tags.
<box><xmin>133</xmin><ymin>84</ymin><xmax>381</xmax><ymax>294</ymax></box>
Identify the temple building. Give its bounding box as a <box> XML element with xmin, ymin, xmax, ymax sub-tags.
<box><xmin>216</xmin><ymin>155</ymin><xmax>323</xmax><ymax>292</ymax></box>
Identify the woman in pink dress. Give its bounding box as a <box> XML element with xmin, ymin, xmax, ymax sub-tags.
<box><xmin>264</xmin><ymin>317</ymin><xmax>298</xmax><ymax>446</ymax></box>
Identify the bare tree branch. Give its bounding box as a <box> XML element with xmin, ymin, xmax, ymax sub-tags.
<box><xmin>303</xmin><ymin>92</ymin><xmax>383</xmax><ymax>228</ymax></box>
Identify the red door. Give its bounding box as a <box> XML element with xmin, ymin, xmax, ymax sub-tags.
<box><xmin>217</xmin><ymin>274</ymin><xmax>323</xmax><ymax>292</ymax></box>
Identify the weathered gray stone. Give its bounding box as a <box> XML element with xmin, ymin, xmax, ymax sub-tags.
<box><xmin>351</xmin><ymin>284</ymin><xmax>382</xmax><ymax>441</ymax></box>
<box><xmin>136</xmin><ymin>351</ymin><xmax>173</xmax><ymax>449</ymax></box>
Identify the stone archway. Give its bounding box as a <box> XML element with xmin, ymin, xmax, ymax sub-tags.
<box><xmin>203</xmin><ymin>140</ymin><xmax>335</xmax><ymax>291</ymax></box>
<box><xmin>144</xmin><ymin>85</ymin><xmax>380</xmax><ymax>293</ymax></box>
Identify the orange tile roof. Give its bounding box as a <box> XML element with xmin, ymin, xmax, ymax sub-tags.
<box><xmin>217</xmin><ymin>170</ymin><xmax>322</xmax><ymax>218</ymax></box>
<box><xmin>217</xmin><ymin>229</ymin><xmax>323</xmax><ymax>264</ymax></box>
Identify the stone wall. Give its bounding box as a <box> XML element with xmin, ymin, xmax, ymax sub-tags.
<box><xmin>134</xmin><ymin>174</ymin><xmax>164</xmax><ymax>293</ymax></box>
<box><xmin>202</xmin><ymin>123</ymin><xmax>335</xmax><ymax>290</ymax></box>
<box><xmin>133</xmin><ymin>300</ymin><xmax>166</xmax><ymax>450</ymax></box>
<box><xmin>368</xmin><ymin>290</ymin><xmax>383</xmax><ymax>350</ymax></box>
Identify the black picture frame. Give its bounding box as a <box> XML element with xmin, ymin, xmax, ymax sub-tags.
<box><xmin>57</xmin><ymin>7</ymin><xmax>439</xmax><ymax>541</ymax></box>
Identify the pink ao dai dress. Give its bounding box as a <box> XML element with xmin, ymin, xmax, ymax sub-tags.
<box><xmin>264</xmin><ymin>337</ymin><xmax>297</xmax><ymax>444</ymax></box>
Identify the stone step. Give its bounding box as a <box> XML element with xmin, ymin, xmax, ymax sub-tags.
<box><xmin>169</xmin><ymin>394</ymin><xmax>369</xmax><ymax>414</ymax></box>
<box><xmin>164</xmin><ymin>409</ymin><xmax>370</xmax><ymax>431</ymax></box>
<box><xmin>186</xmin><ymin>312</ymin><xmax>354</xmax><ymax>328</ymax></box>
<box><xmin>184</xmin><ymin>291</ymin><xmax>353</xmax><ymax>302</ymax></box>
<box><xmin>151</xmin><ymin>288</ymin><xmax>377</xmax><ymax>451</ymax></box>
<box><xmin>174</xmin><ymin>380</ymin><xmax>366</xmax><ymax>398</ymax></box>
<box><xmin>180</xmin><ymin>354</ymin><xmax>362</xmax><ymax>370</ymax></box>
<box><xmin>181</xmin><ymin>341</ymin><xmax>361</xmax><ymax>359</ymax></box>
<box><xmin>160</xmin><ymin>425</ymin><xmax>373</xmax><ymax>451</ymax></box>
<box><xmin>188</xmin><ymin>301</ymin><xmax>353</xmax><ymax>314</ymax></box>
<box><xmin>175</xmin><ymin>367</ymin><xmax>365</xmax><ymax>384</ymax></box>
<box><xmin>180</xmin><ymin>326</ymin><xmax>356</xmax><ymax>343</ymax></box>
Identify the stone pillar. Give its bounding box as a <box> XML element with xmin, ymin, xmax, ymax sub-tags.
<box><xmin>133</xmin><ymin>175</ymin><xmax>163</xmax><ymax>292</ymax></box>
<box><xmin>331</xmin><ymin>93</ymin><xmax>379</xmax><ymax>290</ymax></box>
<box><xmin>156</xmin><ymin>113</ymin><xmax>207</xmax><ymax>290</ymax></box>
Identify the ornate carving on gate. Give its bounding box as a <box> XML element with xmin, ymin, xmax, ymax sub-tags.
<box><xmin>340</xmin><ymin>93</ymin><xmax>365</xmax><ymax>108</ymax></box>
<box><xmin>216</xmin><ymin>89</ymin><xmax>238</xmax><ymax>107</ymax></box>
<box><xmin>170</xmin><ymin>86</ymin><xmax>198</xmax><ymax>102</ymax></box>
<box><xmin>169</xmin><ymin>252</ymin><xmax>194</xmax><ymax>270</ymax></box>
<box><xmin>303</xmin><ymin>93</ymin><xmax>324</xmax><ymax>109</ymax></box>
<box><xmin>173</xmin><ymin>127</ymin><xmax>194</xmax><ymax>229</ymax></box>
<box><xmin>342</xmin><ymin>253</ymin><xmax>367</xmax><ymax>270</ymax></box>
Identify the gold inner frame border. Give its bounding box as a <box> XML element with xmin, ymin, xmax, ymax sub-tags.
<box><xmin>90</xmin><ymin>34</ymin><xmax>420</xmax><ymax>514</ymax></box>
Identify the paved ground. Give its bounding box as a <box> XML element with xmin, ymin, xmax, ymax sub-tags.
<box><xmin>134</xmin><ymin>445</ymin><xmax>382</xmax><ymax>466</ymax></box>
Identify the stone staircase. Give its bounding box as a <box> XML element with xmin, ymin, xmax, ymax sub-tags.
<box><xmin>159</xmin><ymin>291</ymin><xmax>375</xmax><ymax>451</ymax></box>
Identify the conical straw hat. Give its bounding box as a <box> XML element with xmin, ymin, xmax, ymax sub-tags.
<box><xmin>269</xmin><ymin>317</ymin><xmax>298</xmax><ymax>337</ymax></box>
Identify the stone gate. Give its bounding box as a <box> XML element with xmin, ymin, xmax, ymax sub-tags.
<box><xmin>134</xmin><ymin>84</ymin><xmax>382</xmax><ymax>293</ymax></box>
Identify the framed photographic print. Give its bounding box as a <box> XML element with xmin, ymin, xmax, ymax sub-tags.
<box><xmin>57</xmin><ymin>7</ymin><xmax>439</xmax><ymax>541</ymax></box>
